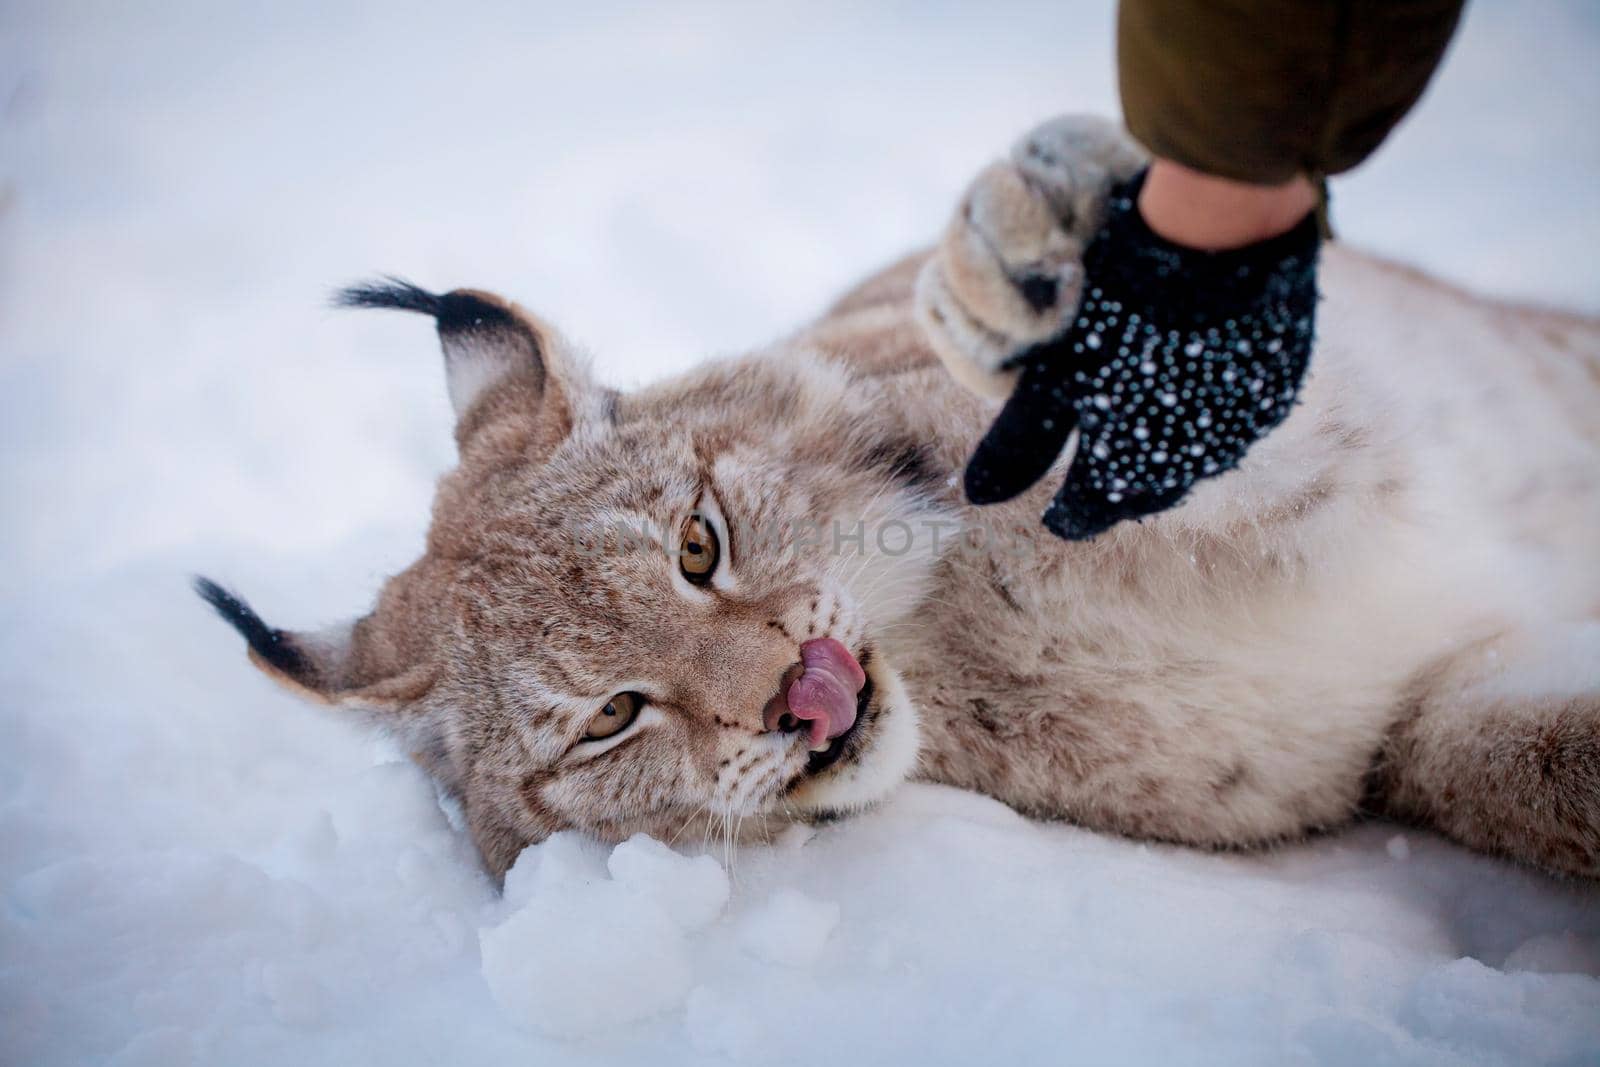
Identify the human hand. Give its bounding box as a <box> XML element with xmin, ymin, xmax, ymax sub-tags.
<box><xmin>917</xmin><ymin>117</ymin><xmax>1321</xmax><ymax>540</ymax></box>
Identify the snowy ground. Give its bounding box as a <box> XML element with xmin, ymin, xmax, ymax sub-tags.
<box><xmin>3</xmin><ymin>3</ymin><xmax>1599</xmax><ymax>1064</ymax></box>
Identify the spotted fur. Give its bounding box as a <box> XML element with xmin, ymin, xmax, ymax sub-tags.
<box><xmin>201</xmin><ymin>121</ymin><xmax>1600</xmax><ymax>881</ymax></box>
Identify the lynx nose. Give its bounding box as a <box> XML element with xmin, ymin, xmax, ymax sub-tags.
<box><xmin>762</xmin><ymin>662</ymin><xmax>807</xmax><ymax>734</ymax></box>
<box><xmin>763</xmin><ymin>638</ymin><xmax>866</xmax><ymax>749</ymax></box>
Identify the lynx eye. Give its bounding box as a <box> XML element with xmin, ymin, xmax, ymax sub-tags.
<box><xmin>585</xmin><ymin>692</ymin><xmax>642</xmax><ymax>741</ymax></box>
<box><xmin>679</xmin><ymin>515</ymin><xmax>720</xmax><ymax>584</ymax></box>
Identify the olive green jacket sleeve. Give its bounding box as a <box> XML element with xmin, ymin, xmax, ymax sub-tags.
<box><xmin>1119</xmin><ymin>0</ymin><xmax>1465</xmax><ymax>185</ymax></box>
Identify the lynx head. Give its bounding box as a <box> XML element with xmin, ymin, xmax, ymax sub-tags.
<box><xmin>198</xmin><ymin>280</ymin><xmax>951</xmax><ymax>878</ymax></box>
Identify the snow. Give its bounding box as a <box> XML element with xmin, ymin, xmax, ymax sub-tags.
<box><xmin>481</xmin><ymin>879</ymin><xmax>694</xmax><ymax>1037</ymax></box>
<box><xmin>2</xmin><ymin>2</ymin><xmax>1598</xmax><ymax>1065</ymax></box>
<box><xmin>736</xmin><ymin>888</ymin><xmax>840</xmax><ymax>969</ymax></box>
<box><xmin>606</xmin><ymin>833</ymin><xmax>731</xmax><ymax>931</ymax></box>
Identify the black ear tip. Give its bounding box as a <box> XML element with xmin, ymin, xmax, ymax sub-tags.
<box><xmin>193</xmin><ymin>574</ymin><xmax>263</xmax><ymax>638</ymax></box>
<box><xmin>329</xmin><ymin>277</ymin><xmax>517</xmax><ymax>337</ymax></box>
<box><xmin>193</xmin><ymin>574</ymin><xmax>241</xmax><ymax>616</ymax></box>
<box><xmin>192</xmin><ymin>575</ymin><xmax>309</xmax><ymax>677</ymax></box>
<box><xmin>331</xmin><ymin>276</ymin><xmax>443</xmax><ymax>316</ymax></box>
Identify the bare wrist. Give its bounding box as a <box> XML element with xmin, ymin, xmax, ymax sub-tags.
<box><xmin>1137</xmin><ymin>159</ymin><xmax>1317</xmax><ymax>252</ymax></box>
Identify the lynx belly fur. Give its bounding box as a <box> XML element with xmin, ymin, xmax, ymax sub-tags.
<box><xmin>200</xmin><ymin>117</ymin><xmax>1600</xmax><ymax>881</ymax></box>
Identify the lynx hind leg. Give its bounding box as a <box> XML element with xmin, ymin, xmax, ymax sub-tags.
<box><xmin>915</xmin><ymin>114</ymin><xmax>1147</xmax><ymax>398</ymax></box>
<box><xmin>1370</xmin><ymin>624</ymin><xmax>1600</xmax><ymax>879</ymax></box>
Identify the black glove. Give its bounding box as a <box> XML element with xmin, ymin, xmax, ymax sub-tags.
<box><xmin>963</xmin><ymin>171</ymin><xmax>1321</xmax><ymax>540</ymax></box>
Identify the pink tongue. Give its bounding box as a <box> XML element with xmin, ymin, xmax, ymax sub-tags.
<box><xmin>787</xmin><ymin>638</ymin><xmax>866</xmax><ymax>748</ymax></box>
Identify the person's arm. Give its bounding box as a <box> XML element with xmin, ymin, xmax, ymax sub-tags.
<box><xmin>1118</xmin><ymin>0</ymin><xmax>1466</xmax><ymax>189</ymax></box>
<box><xmin>937</xmin><ymin>0</ymin><xmax>1464</xmax><ymax>540</ymax></box>
<box><xmin>1137</xmin><ymin>162</ymin><xmax>1316</xmax><ymax>253</ymax></box>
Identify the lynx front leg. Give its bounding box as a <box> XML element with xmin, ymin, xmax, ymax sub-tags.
<box><xmin>1370</xmin><ymin>624</ymin><xmax>1600</xmax><ymax>879</ymax></box>
<box><xmin>914</xmin><ymin>115</ymin><xmax>1147</xmax><ymax>399</ymax></box>
<box><xmin>913</xmin><ymin>114</ymin><xmax>1346</xmax><ymax>539</ymax></box>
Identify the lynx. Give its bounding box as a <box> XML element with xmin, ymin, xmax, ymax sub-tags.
<box><xmin>200</xmin><ymin>117</ymin><xmax>1600</xmax><ymax>881</ymax></box>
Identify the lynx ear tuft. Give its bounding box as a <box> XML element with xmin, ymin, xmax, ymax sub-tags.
<box><xmin>193</xmin><ymin>576</ymin><xmax>318</xmax><ymax>684</ymax></box>
<box><xmin>193</xmin><ymin>574</ymin><xmax>437</xmax><ymax>714</ymax></box>
<box><xmin>334</xmin><ymin>276</ymin><xmax>548</xmax><ymax>422</ymax></box>
<box><xmin>334</xmin><ymin>277</ymin><xmax>444</xmax><ymax>317</ymax></box>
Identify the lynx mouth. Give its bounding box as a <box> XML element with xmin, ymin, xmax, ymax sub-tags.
<box><xmin>781</xmin><ymin>645</ymin><xmax>918</xmax><ymax>816</ymax></box>
<box><xmin>804</xmin><ymin>652</ymin><xmax>875</xmax><ymax>776</ymax></box>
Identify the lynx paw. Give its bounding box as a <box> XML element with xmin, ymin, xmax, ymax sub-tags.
<box><xmin>915</xmin><ymin>115</ymin><xmax>1147</xmax><ymax>398</ymax></box>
